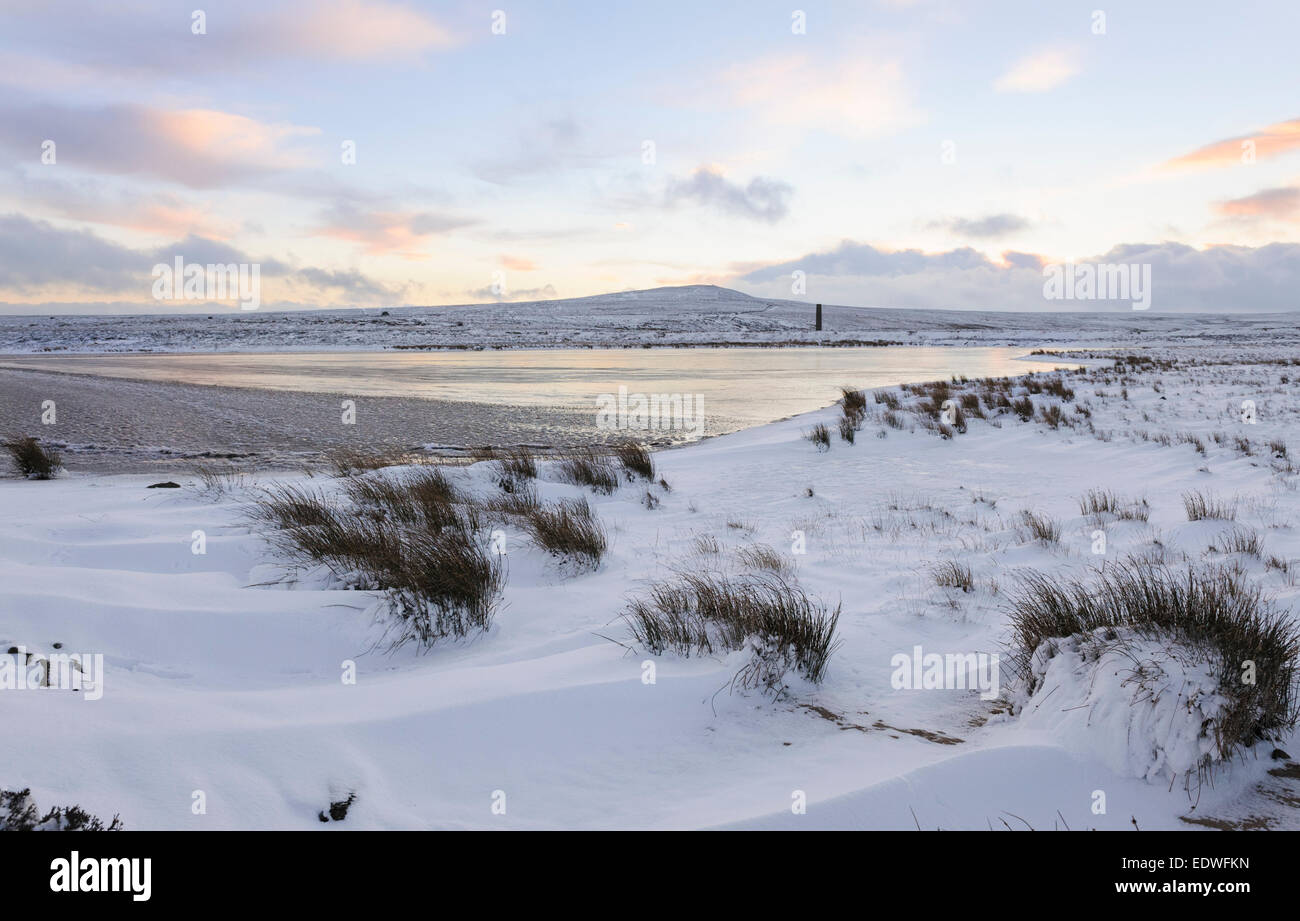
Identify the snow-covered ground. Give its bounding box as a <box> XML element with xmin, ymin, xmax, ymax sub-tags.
<box><xmin>3</xmin><ymin>285</ymin><xmax>1298</xmax><ymax>353</ymax></box>
<box><xmin>3</xmin><ymin>344</ymin><xmax>1298</xmax><ymax>829</ymax></box>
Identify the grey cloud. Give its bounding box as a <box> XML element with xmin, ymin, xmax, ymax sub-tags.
<box><xmin>664</xmin><ymin>167</ymin><xmax>792</xmax><ymax>223</ymax></box>
<box><xmin>935</xmin><ymin>213</ymin><xmax>1031</xmax><ymax>238</ymax></box>
<box><xmin>0</xmin><ymin>213</ymin><xmax>397</xmax><ymax>303</ymax></box>
<box><xmin>737</xmin><ymin>239</ymin><xmax>1300</xmax><ymax>312</ymax></box>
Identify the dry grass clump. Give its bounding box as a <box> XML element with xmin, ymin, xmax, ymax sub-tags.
<box><xmin>805</xmin><ymin>422</ymin><xmax>831</xmax><ymax>451</ymax></box>
<box><xmin>325</xmin><ymin>445</ymin><xmax>407</xmax><ymax>477</ymax></box>
<box><xmin>840</xmin><ymin>387</ymin><xmax>867</xmax><ymax>437</ymax></box>
<box><xmin>624</xmin><ymin>572</ymin><xmax>840</xmax><ymax>690</ymax></box>
<box><xmin>1010</xmin><ymin>395</ymin><xmax>1035</xmax><ymax>421</ymax></box>
<box><xmin>1213</xmin><ymin>527</ymin><xmax>1263</xmax><ymax>558</ymax></box>
<box><xmin>933</xmin><ymin>561</ymin><xmax>975</xmax><ymax>593</ymax></box>
<box><xmin>520</xmin><ymin>496</ymin><xmax>607</xmax><ymax>569</ymax></box>
<box><xmin>344</xmin><ymin>466</ymin><xmax>460</xmax><ymax>528</ymax></box>
<box><xmin>613</xmin><ymin>441</ymin><xmax>655</xmax><ymax>481</ymax></box>
<box><xmin>1008</xmin><ymin>560</ymin><xmax>1300</xmax><ymax>763</ymax></box>
<box><xmin>1021</xmin><ymin>509</ymin><xmax>1062</xmax><ymax>544</ymax></box>
<box><xmin>251</xmin><ymin>473</ymin><xmax>504</xmax><ymax>648</ymax></box>
<box><xmin>1183</xmin><ymin>490</ymin><xmax>1237</xmax><ymax>521</ymax></box>
<box><xmin>3</xmin><ymin>435</ymin><xmax>62</xmax><ymax>479</ymax></box>
<box><xmin>736</xmin><ymin>543</ymin><xmax>796</xmax><ymax>579</ymax></box>
<box><xmin>1078</xmin><ymin>488</ymin><xmax>1121</xmax><ymax>517</ymax></box>
<box><xmin>557</xmin><ymin>448</ymin><xmax>619</xmax><ymax>494</ymax></box>
<box><xmin>497</xmin><ymin>447</ymin><xmax>538</xmax><ymax>484</ymax></box>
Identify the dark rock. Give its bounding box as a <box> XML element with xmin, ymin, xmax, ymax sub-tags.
<box><xmin>1271</xmin><ymin>748</ymin><xmax>1291</xmax><ymax>761</ymax></box>
<box><xmin>147</xmin><ymin>481</ymin><xmax>181</xmax><ymax>488</ymax></box>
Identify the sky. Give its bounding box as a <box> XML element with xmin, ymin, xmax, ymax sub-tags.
<box><xmin>2</xmin><ymin>0</ymin><xmax>1300</xmax><ymax>314</ymax></box>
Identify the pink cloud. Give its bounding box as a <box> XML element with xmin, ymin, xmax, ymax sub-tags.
<box><xmin>1163</xmin><ymin>119</ymin><xmax>1300</xmax><ymax>171</ymax></box>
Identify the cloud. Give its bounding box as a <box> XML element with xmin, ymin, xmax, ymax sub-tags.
<box><xmin>292</xmin><ymin>267</ymin><xmax>400</xmax><ymax>301</ymax></box>
<box><xmin>1217</xmin><ymin>186</ymin><xmax>1300</xmax><ymax>219</ymax></box>
<box><xmin>246</xmin><ymin>0</ymin><xmax>456</xmax><ymax>60</ymax></box>
<box><xmin>472</xmin><ymin>118</ymin><xmax>588</xmax><ymax>184</ymax></box>
<box><xmin>500</xmin><ymin>255</ymin><xmax>538</xmax><ymax>271</ymax></box>
<box><xmin>741</xmin><ymin>240</ymin><xmax>990</xmax><ymax>283</ymax></box>
<box><xmin>9</xmin><ymin>171</ymin><xmax>241</xmax><ymax>239</ymax></box>
<box><xmin>1163</xmin><ymin>118</ymin><xmax>1300</xmax><ymax>171</ymax></box>
<box><xmin>0</xmin><ymin>213</ymin><xmax>399</xmax><ymax>306</ymax></box>
<box><xmin>314</xmin><ymin>202</ymin><xmax>476</xmax><ymax>256</ymax></box>
<box><xmin>933</xmin><ymin>214</ymin><xmax>1031</xmax><ymax>238</ymax></box>
<box><xmin>0</xmin><ymin>0</ymin><xmax>456</xmax><ymax>85</ymax></box>
<box><xmin>464</xmin><ymin>284</ymin><xmax>558</xmax><ymax>302</ymax></box>
<box><xmin>715</xmin><ymin>53</ymin><xmax>919</xmax><ymax>138</ymax></box>
<box><xmin>735</xmin><ymin>238</ymin><xmax>1300</xmax><ymax>312</ymax></box>
<box><xmin>664</xmin><ymin>167</ymin><xmax>792</xmax><ymax>223</ymax></box>
<box><xmin>0</xmin><ymin>102</ymin><xmax>318</xmax><ymax>189</ymax></box>
<box><xmin>994</xmin><ymin>49</ymin><xmax>1080</xmax><ymax>93</ymax></box>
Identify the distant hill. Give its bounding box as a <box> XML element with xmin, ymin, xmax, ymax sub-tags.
<box><xmin>1</xmin><ymin>284</ymin><xmax>1296</xmax><ymax>353</ymax></box>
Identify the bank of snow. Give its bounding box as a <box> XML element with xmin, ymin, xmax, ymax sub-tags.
<box><xmin>1</xmin><ymin>352</ymin><xmax>1297</xmax><ymax>829</ymax></box>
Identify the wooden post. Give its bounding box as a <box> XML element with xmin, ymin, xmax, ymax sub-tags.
<box><xmin>815</xmin><ymin>303</ymin><xmax>822</xmax><ymax>331</ymax></box>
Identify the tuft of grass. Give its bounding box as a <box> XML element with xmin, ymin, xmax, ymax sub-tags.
<box><xmin>557</xmin><ymin>448</ymin><xmax>619</xmax><ymax>494</ymax></box>
<box><xmin>497</xmin><ymin>447</ymin><xmax>538</xmax><ymax>484</ymax></box>
<box><xmin>384</xmin><ymin>527</ymin><xmax>505</xmax><ymax>647</ymax></box>
<box><xmin>1078</xmin><ymin>488</ymin><xmax>1120</xmax><ymax>517</ymax></box>
<box><xmin>1183</xmin><ymin>490</ymin><xmax>1237</xmax><ymax>522</ymax></box>
<box><xmin>1215</xmin><ymin>527</ymin><xmax>1262</xmax><ymax>558</ymax></box>
<box><xmin>344</xmin><ymin>466</ymin><xmax>460</xmax><ymax>528</ymax></box>
<box><xmin>3</xmin><ymin>436</ymin><xmax>62</xmax><ymax>479</ymax></box>
<box><xmin>251</xmin><ymin>477</ymin><xmax>504</xmax><ymax>648</ymax></box>
<box><xmin>613</xmin><ymin>441</ymin><xmax>655</xmax><ymax>481</ymax></box>
<box><xmin>624</xmin><ymin>572</ymin><xmax>840</xmax><ymax>689</ymax></box>
<box><xmin>805</xmin><ymin>422</ymin><xmax>831</xmax><ymax>451</ymax></box>
<box><xmin>521</xmin><ymin>496</ymin><xmax>607</xmax><ymax>568</ymax></box>
<box><xmin>325</xmin><ymin>445</ymin><xmax>406</xmax><ymax>477</ymax></box>
<box><xmin>1021</xmin><ymin>509</ymin><xmax>1062</xmax><ymax>544</ymax></box>
<box><xmin>1008</xmin><ymin>560</ymin><xmax>1300</xmax><ymax>763</ymax></box>
<box><xmin>1011</xmin><ymin>395</ymin><xmax>1035</xmax><ymax>421</ymax></box>
<box><xmin>737</xmin><ymin>543</ymin><xmax>796</xmax><ymax>579</ymax></box>
<box><xmin>838</xmin><ymin>416</ymin><xmax>856</xmax><ymax>444</ymax></box>
<box><xmin>841</xmin><ymin>386</ymin><xmax>867</xmax><ymax>416</ymax></box>
<box><xmin>933</xmin><ymin>561</ymin><xmax>975</xmax><ymax>593</ymax></box>
<box><xmin>194</xmin><ymin>465</ymin><xmax>252</xmax><ymax>496</ymax></box>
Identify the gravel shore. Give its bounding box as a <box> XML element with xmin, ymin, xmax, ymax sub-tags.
<box><xmin>0</xmin><ymin>367</ymin><xmax>614</xmax><ymax>472</ymax></box>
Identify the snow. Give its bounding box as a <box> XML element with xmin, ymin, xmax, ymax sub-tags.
<box><xmin>1</xmin><ymin>340</ymin><xmax>1298</xmax><ymax>829</ymax></box>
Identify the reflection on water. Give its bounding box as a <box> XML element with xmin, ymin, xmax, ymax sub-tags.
<box><xmin>0</xmin><ymin>347</ymin><xmax>1079</xmax><ymax>436</ymax></box>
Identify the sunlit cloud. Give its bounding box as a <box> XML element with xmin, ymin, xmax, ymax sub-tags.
<box><xmin>0</xmin><ymin>102</ymin><xmax>318</xmax><ymax>189</ymax></box>
<box><xmin>994</xmin><ymin>48</ymin><xmax>1080</xmax><ymax>93</ymax></box>
<box><xmin>713</xmin><ymin>52</ymin><xmax>919</xmax><ymax>138</ymax></box>
<box><xmin>315</xmin><ymin>203</ymin><xmax>477</xmax><ymax>257</ymax></box>
<box><xmin>0</xmin><ymin>0</ymin><xmax>457</xmax><ymax>86</ymax></box>
<box><xmin>500</xmin><ymin>255</ymin><xmax>538</xmax><ymax>271</ymax></box>
<box><xmin>1217</xmin><ymin>186</ymin><xmax>1300</xmax><ymax>219</ymax></box>
<box><xmin>1163</xmin><ymin>119</ymin><xmax>1300</xmax><ymax>172</ymax></box>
